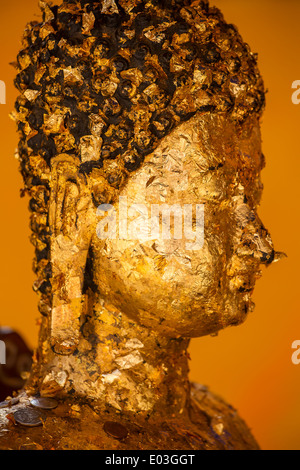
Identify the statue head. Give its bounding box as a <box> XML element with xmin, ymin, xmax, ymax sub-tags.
<box><xmin>14</xmin><ymin>0</ymin><xmax>278</xmax><ymax>355</ymax></box>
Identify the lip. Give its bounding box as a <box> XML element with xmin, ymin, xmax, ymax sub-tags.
<box><xmin>229</xmin><ymin>269</ymin><xmax>260</xmax><ymax>295</ymax></box>
<box><xmin>238</xmin><ymin>286</ymin><xmax>254</xmax><ymax>293</ymax></box>
<box><xmin>232</xmin><ymin>256</ymin><xmax>263</xmax><ymax>279</ymax></box>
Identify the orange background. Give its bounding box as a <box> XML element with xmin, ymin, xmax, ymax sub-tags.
<box><xmin>0</xmin><ymin>0</ymin><xmax>299</xmax><ymax>450</ymax></box>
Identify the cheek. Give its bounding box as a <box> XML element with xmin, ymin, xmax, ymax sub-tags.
<box><xmin>202</xmin><ymin>205</ymin><xmax>234</xmax><ymax>271</ymax></box>
<box><xmin>93</xmin><ymin>237</ymin><xmax>227</xmax><ymax>336</ymax></box>
<box><xmin>91</xmin><ymin>200</ymin><xmax>238</xmax><ymax>336</ymax></box>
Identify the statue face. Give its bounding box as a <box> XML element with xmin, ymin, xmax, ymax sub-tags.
<box><xmin>90</xmin><ymin>113</ymin><xmax>274</xmax><ymax>338</ymax></box>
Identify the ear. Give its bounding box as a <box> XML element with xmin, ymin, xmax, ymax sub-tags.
<box><xmin>49</xmin><ymin>155</ymin><xmax>96</xmax><ymax>355</ymax></box>
<box><xmin>49</xmin><ymin>155</ymin><xmax>82</xmax><ymax>238</ymax></box>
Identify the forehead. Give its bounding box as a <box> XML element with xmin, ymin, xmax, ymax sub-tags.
<box><xmin>164</xmin><ymin>113</ymin><xmax>263</xmax><ymax>173</ymax></box>
<box><xmin>148</xmin><ymin>112</ymin><xmax>263</xmax><ymax>179</ymax></box>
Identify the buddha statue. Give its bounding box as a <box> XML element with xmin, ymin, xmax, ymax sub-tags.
<box><xmin>0</xmin><ymin>0</ymin><xmax>283</xmax><ymax>450</ymax></box>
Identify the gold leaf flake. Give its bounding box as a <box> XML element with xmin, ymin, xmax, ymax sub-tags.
<box><xmin>24</xmin><ymin>89</ymin><xmax>40</xmax><ymax>102</ymax></box>
<box><xmin>80</xmin><ymin>135</ymin><xmax>102</xmax><ymax>162</ymax></box>
<box><xmin>101</xmin><ymin>0</ymin><xmax>119</xmax><ymax>15</ymax></box>
<box><xmin>44</xmin><ymin>112</ymin><xmax>65</xmax><ymax>135</ymax></box>
<box><xmin>82</xmin><ymin>12</ymin><xmax>95</xmax><ymax>35</ymax></box>
<box><xmin>63</xmin><ymin>67</ymin><xmax>84</xmax><ymax>85</ymax></box>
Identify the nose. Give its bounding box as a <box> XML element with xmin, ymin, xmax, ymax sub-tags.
<box><xmin>252</xmin><ymin>222</ymin><xmax>275</xmax><ymax>265</ymax></box>
<box><xmin>235</xmin><ymin>203</ymin><xmax>285</xmax><ymax>266</ymax></box>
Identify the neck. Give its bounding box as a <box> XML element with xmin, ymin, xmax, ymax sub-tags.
<box><xmin>32</xmin><ymin>297</ymin><xmax>191</xmax><ymax>418</ymax></box>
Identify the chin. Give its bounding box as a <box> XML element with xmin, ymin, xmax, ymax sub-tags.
<box><xmin>223</xmin><ymin>293</ymin><xmax>256</xmax><ymax>329</ymax></box>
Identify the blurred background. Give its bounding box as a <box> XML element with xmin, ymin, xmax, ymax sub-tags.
<box><xmin>0</xmin><ymin>0</ymin><xmax>299</xmax><ymax>450</ymax></box>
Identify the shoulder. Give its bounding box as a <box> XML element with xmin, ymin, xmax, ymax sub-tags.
<box><xmin>189</xmin><ymin>382</ymin><xmax>260</xmax><ymax>450</ymax></box>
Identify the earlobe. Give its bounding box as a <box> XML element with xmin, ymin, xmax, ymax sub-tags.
<box><xmin>49</xmin><ymin>155</ymin><xmax>96</xmax><ymax>355</ymax></box>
